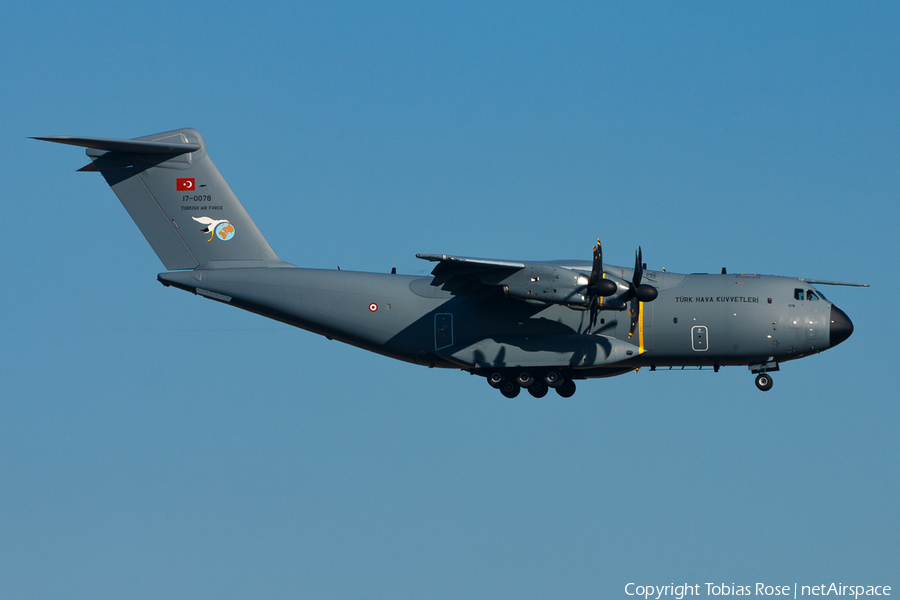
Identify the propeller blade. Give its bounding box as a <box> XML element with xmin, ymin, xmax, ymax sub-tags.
<box><xmin>587</xmin><ymin>239</ymin><xmax>607</xmax><ymax>330</ymax></box>
<box><xmin>588</xmin><ymin>240</ymin><xmax>617</xmax><ymax>298</ymax></box>
<box><xmin>629</xmin><ymin>245</ymin><xmax>658</xmax><ymax>303</ymax></box>
<box><xmin>628</xmin><ymin>247</ymin><xmax>649</xmax><ymax>338</ymax></box>
<box><xmin>588</xmin><ymin>239</ymin><xmax>602</xmax><ymax>287</ymax></box>
<box><xmin>632</xmin><ymin>247</ymin><xmax>643</xmax><ymax>290</ymax></box>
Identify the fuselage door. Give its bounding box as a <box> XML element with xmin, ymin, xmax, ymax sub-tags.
<box><xmin>692</xmin><ymin>325</ymin><xmax>708</xmax><ymax>351</ymax></box>
<box><xmin>435</xmin><ymin>313</ymin><xmax>454</xmax><ymax>351</ymax></box>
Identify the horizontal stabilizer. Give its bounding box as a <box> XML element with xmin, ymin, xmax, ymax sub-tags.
<box><xmin>31</xmin><ymin>136</ymin><xmax>200</xmax><ymax>155</ymax></box>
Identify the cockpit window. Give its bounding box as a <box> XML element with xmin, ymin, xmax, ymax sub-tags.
<box><xmin>794</xmin><ymin>289</ymin><xmax>804</xmax><ymax>301</ymax></box>
<box><xmin>817</xmin><ymin>290</ymin><xmax>828</xmax><ymax>301</ymax></box>
<box><xmin>807</xmin><ymin>290</ymin><xmax>819</xmax><ymax>301</ymax></box>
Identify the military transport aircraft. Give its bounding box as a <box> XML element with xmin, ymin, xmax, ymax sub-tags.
<box><xmin>36</xmin><ymin>128</ymin><xmax>866</xmax><ymax>398</ymax></box>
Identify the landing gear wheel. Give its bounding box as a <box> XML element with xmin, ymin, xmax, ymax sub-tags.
<box><xmin>544</xmin><ymin>371</ymin><xmax>562</xmax><ymax>388</ymax></box>
<box><xmin>528</xmin><ymin>380</ymin><xmax>548</xmax><ymax>398</ymax></box>
<box><xmin>487</xmin><ymin>371</ymin><xmax>505</xmax><ymax>389</ymax></box>
<box><xmin>500</xmin><ymin>380</ymin><xmax>521</xmax><ymax>398</ymax></box>
<box><xmin>556</xmin><ymin>379</ymin><xmax>576</xmax><ymax>398</ymax></box>
<box><xmin>516</xmin><ymin>371</ymin><xmax>534</xmax><ymax>388</ymax></box>
<box><xmin>755</xmin><ymin>373</ymin><xmax>774</xmax><ymax>392</ymax></box>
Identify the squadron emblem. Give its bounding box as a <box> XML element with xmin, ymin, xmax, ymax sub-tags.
<box><xmin>192</xmin><ymin>216</ymin><xmax>235</xmax><ymax>241</ymax></box>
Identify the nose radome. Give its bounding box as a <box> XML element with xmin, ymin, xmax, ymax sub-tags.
<box><xmin>829</xmin><ymin>306</ymin><xmax>853</xmax><ymax>347</ymax></box>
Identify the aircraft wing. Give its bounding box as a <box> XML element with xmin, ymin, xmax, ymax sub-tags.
<box><xmin>416</xmin><ymin>253</ymin><xmax>598</xmax><ymax>307</ymax></box>
<box><xmin>416</xmin><ymin>253</ymin><xmax>524</xmax><ymax>279</ymax></box>
<box><xmin>415</xmin><ymin>254</ymin><xmax>526</xmax><ymax>270</ymax></box>
<box><xmin>416</xmin><ymin>254</ymin><xmax>525</xmax><ymax>284</ymax></box>
<box><xmin>415</xmin><ymin>254</ymin><xmax>526</xmax><ymax>299</ymax></box>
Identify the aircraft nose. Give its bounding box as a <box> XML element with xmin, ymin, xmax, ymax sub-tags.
<box><xmin>829</xmin><ymin>305</ymin><xmax>853</xmax><ymax>347</ymax></box>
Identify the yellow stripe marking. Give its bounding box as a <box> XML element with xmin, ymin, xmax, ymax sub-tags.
<box><xmin>600</xmin><ymin>273</ymin><xmax>606</xmax><ymax>308</ymax></box>
<box><xmin>638</xmin><ymin>301</ymin><xmax>645</xmax><ymax>354</ymax></box>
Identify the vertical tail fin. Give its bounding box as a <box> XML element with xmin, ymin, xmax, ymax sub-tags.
<box><xmin>36</xmin><ymin>128</ymin><xmax>291</xmax><ymax>270</ymax></box>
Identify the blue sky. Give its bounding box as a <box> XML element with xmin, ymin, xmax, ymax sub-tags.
<box><xmin>2</xmin><ymin>2</ymin><xmax>897</xmax><ymax>598</ymax></box>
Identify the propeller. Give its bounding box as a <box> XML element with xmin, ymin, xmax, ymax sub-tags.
<box><xmin>586</xmin><ymin>239</ymin><xmax>617</xmax><ymax>327</ymax></box>
<box><xmin>627</xmin><ymin>247</ymin><xmax>659</xmax><ymax>338</ymax></box>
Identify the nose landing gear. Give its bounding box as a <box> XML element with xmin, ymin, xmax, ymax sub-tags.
<box><xmin>754</xmin><ymin>373</ymin><xmax>774</xmax><ymax>392</ymax></box>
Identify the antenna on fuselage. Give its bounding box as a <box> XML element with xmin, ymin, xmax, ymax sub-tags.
<box><xmin>797</xmin><ymin>278</ymin><xmax>869</xmax><ymax>287</ymax></box>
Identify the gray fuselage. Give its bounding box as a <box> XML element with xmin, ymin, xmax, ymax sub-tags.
<box><xmin>158</xmin><ymin>263</ymin><xmax>848</xmax><ymax>380</ymax></box>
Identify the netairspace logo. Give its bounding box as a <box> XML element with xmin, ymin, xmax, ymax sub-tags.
<box><xmin>624</xmin><ymin>583</ymin><xmax>892</xmax><ymax>600</ymax></box>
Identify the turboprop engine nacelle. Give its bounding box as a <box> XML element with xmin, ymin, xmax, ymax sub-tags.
<box><xmin>501</xmin><ymin>265</ymin><xmax>629</xmax><ymax>309</ymax></box>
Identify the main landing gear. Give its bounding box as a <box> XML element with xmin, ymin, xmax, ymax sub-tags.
<box><xmin>754</xmin><ymin>372</ymin><xmax>774</xmax><ymax>392</ymax></box>
<box><xmin>486</xmin><ymin>370</ymin><xmax>577</xmax><ymax>398</ymax></box>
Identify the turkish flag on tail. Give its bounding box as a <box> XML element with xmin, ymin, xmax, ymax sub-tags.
<box><xmin>176</xmin><ymin>178</ymin><xmax>195</xmax><ymax>191</ymax></box>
